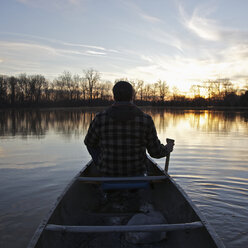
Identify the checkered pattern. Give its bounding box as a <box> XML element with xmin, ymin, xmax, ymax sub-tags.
<box><xmin>84</xmin><ymin>106</ymin><xmax>169</xmax><ymax>176</ymax></box>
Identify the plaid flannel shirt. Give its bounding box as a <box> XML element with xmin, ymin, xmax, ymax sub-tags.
<box><xmin>84</xmin><ymin>104</ymin><xmax>168</xmax><ymax>176</ymax></box>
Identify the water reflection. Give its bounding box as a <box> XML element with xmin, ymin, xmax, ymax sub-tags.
<box><xmin>0</xmin><ymin>107</ymin><xmax>248</xmax><ymax>248</ymax></box>
<box><xmin>0</xmin><ymin>108</ymin><xmax>247</xmax><ymax>138</ymax></box>
<box><xmin>0</xmin><ymin>109</ymin><xmax>98</xmax><ymax>139</ymax></box>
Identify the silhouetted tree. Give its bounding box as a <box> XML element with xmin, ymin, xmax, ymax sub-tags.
<box><xmin>17</xmin><ymin>74</ymin><xmax>28</xmax><ymax>103</ymax></box>
<box><xmin>0</xmin><ymin>75</ymin><xmax>8</xmax><ymax>104</ymax></box>
<box><xmin>136</xmin><ymin>80</ymin><xmax>144</xmax><ymax>101</ymax></box>
<box><xmin>84</xmin><ymin>69</ymin><xmax>100</xmax><ymax>101</ymax></box>
<box><xmin>9</xmin><ymin>76</ymin><xmax>17</xmax><ymax>104</ymax></box>
<box><xmin>158</xmin><ymin>80</ymin><xmax>169</xmax><ymax>102</ymax></box>
<box><xmin>0</xmin><ymin>71</ymin><xmax>247</xmax><ymax>108</ymax></box>
<box><xmin>240</xmin><ymin>91</ymin><xmax>248</xmax><ymax>106</ymax></box>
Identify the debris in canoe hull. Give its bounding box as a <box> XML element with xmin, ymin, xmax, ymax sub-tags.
<box><xmin>125</xmin><ymin>210</ymin><xmax>168</xmax><ymax>244</ymax></box>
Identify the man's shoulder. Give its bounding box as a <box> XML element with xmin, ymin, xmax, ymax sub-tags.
<box><xmin>136</xmin><ymin>109</ymin><xmax>152</xmax><ymax>121</ymax></box>
<box><xmin>93</xmin><ymin>108</ymin><xmax>110</xmax><ymax>120</ymax></box>
<box><xmin>141</xmin><ymin>111</ymin><xmax>152</xmax><ymax>119</ymax></box>
<box><xmin>94</xmin><ymin>105</ymin><xmax>153</xmax><ymax>123</ymax></box>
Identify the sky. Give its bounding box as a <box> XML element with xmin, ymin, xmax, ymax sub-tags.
<box><xmin>1</xmin><ymin>0</ymin><xmax>248</xmax><ymax>92</ymax></box>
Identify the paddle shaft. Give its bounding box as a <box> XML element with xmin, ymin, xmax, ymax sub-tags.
<box><xmin>164</xmin><ymin>138</ymin><xmax>175</xmax><ymax>172</ymax></box>
<box><xmin>165</xmin><ymin>153</ymin><xmax>170</xmax><ymax>172</ymax></box>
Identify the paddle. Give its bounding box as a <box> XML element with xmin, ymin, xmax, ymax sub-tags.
<box><xmin>165</xmin><ymin>138</ymin><xmax>175</xmax><ymax>172</ymax></box>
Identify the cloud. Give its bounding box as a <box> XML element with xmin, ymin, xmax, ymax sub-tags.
<box><xmin>0</xmin><ymin>40</ymin><xmax>110</xmax><ymax>60</ymax></box>
<box><xmin>146</xmin><ymin>27</ymin><xmax>184</xmax><ymax>51</ymax></box>
<box><xmin>0</xmin><ymin>32</ymin><xmax>120</xmax><ymax>53</ymax></box>
<box><xmin>63</xmin><ymin>42</ymin><xmax>106</xmax><ymax>51</ymax></box>
<box><xmin>0</xmin><ymin>36</ymin><xmax>111</xmax><ymax>59</ymax></box>
<box><xmin>0</xmin><ymin>41</ymin><xmax>58</xmax><ymax>55</ymax></box>
<box><xmin>123</xmin><ymin>39</ymin><xmax>248</xmax><ymax>92</ymax></box>
<box><xmin>86</xmin><ymin>50</ymin><xmax>106</xmax><ymax>55</ymax></box>
<box><xmin>139</xmin><ymin>13</ymin><xmax>162</xmax><ymax>23</ymax></box>
<box><xmin>122</xmin><ymin>1</ymin><xmax>162</xmax><ymax>24</ymax></box>
<box><xmin>0</xmin><ymin>34</ymin><xmax>126</xmax><ymax>79</ymax></box>
<box><xmin>0</xmin><ymin>40</ymin><xmax>100</xmax><ymax>76</ymax></box>
<box><xmin>179</xmin><ymin>4</ymin><xmax>221</xmax><ymax>41</ymax></box>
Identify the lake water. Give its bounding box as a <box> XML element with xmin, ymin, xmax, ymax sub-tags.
<box><xmin>0</xmin><ymin>107</ymin><xmax>247</xmax><ymax>248</ymax></box>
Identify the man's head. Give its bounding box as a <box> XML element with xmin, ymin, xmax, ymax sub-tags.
<box><xmin>113</xmin><ymin>81</ymin><xmax>134</xmax><ymax>102</ymax></box>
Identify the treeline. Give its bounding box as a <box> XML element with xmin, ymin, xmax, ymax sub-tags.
<box><xmin>0</xmin><ymin>69</ymin><xmax>248</xmax><ymax>108</ymax></box>
<box><xmin>0</xmin><ymin>69</ymin><xmax>113</xmax><ymax>108</ymax></box>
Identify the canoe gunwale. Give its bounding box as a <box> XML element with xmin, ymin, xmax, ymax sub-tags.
<box><xmin>27</xmin><ymin>160</ymin><xmax>92</xmax><ymax>248</ymax></box>
<box><xmin>153</xmin><ymin>160</ymin><xmax>225</xmax><ymax>248</ymax></box>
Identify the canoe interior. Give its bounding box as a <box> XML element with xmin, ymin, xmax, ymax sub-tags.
<box><xmin>30</xmin><ymin>161</ymin><xmax>222</xmax><ymax>248</ymax></box>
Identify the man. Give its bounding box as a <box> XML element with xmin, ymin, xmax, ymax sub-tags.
<box><xmin>84</xmin><ymin>81</ymin><xmax>174</xmax><ymax>176</ymax></box>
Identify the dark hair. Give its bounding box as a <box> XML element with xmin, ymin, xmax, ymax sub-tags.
<box><xmin>113</xmin><ymin>81</ymin><xmax>134</xmax><ymax>101</ymax></box>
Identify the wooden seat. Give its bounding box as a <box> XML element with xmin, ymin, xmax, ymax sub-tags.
<box><xmin>45</xmin><ymin>221</ymin><xmax>204</xmax><ymax>233</ymax></box>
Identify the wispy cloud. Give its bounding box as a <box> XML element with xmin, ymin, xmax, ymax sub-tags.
<box><xmin>63</xmin><ymin>42</ymin><xmax>106</xmax><ymax>51</ymax></box>
<box><xmin>139</xmin><ymin>12</ymin><xmax>161</xmax><ymax>23</ymax></box>
<box><xmin>3</xmin><ymin>1</ymin><xmax>248</xmax><ymax>90</ymax></box>
<box><xmin>122</xmin><ymin>1</ymin><xmax>162</xmax><ymax>24</ymax></box>
<box><xmin>0</xmin><ymin>32</ymin><xmax>120</xmax><ymax>53</ymax></box>
<box><xmin>86</xmin><ymin>50</ymin><xmax>106</xmax><ymax>55</ymax></box>
<box><xmin>179</xmin><ymin>4</ymin><xmax>221</xmax><ymax>41</ymax></box>
<box><xmin>146</xmin><ymin>27</ymin><xmax>184</xmax><ymax>51</ymax></box>
<box><xmin>126</xmin><ymin>43</ymin><xmax>248</xmax><ymax>90</ymax></box>
<box><xmin>0</xmin><ymin>33</ymin><xmax>127</xmax><ymax>79</ymax></box>
<box><xmin>0</xmin><ymin>41</ymin><xmax>58</xmax><ymax>55</ymax></box>
<box><xmin>0</xmin><ymin>40</ymin><xmax>111</xmax><ymax>61</ymax></box>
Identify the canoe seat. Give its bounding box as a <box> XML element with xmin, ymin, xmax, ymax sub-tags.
<box><xmin>101</xmin><ymin>181</ymin><xmax>150</xmax><ymax>190</ymax></box>
<box><xmin>77</xmin><ymin>175</ymin><xmax>167</xmax><ymax>182</ymax></box>
<box><xmin>45</xmin><ymin>221</ymin><xmax>204</xmax><ymax>233</ymax></box>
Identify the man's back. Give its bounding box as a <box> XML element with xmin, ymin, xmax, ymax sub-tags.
<box><xmin>84</xmin><ymin>103</ymin><xmax>168</xmax><ymax>176</ymax></box>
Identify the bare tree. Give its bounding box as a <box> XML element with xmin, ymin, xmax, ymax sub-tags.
<box><xmin>221</xmin><ymin>79</ymin><xmax>235</xmax><ymax>96</ymax></box>
<box><xmin>129</xmin><ymin>80</ymin><xmax>137</xmax><ymax>100</ymax></box>
<box><xmin>83</xmin><ymin>69</ymin><xmax>100</xmax><ymax>101</ymax></box>
<box><xmin>151</xmin><ymin>82</ymin><xmax>158</xmax><ymax>102</ymax></box>
<box><xmin>27</xmin><ymin>75</ymin><xmax>46</xmax><ymax>103</ymax></box>
<box><xmin>72</xmin><ymin>74</ymin><xmax>81</xmax><ymax>100</ymax></box>
<box><xmin>59</xmin><ymin>71</ymin><xmax>73</xmax><ymax>100</ymax></box>
<box><xmin>0</xmin><ymin>75</ymin><xmax>8</xmax><ymax>103</ymax></box>
<box><xmin>144</xmin><ymin>84</ymin><xmax>151</xmax><ymax>101</ymax></box>
<box><xmin>9</xmin><ymin>76</ymin><xmax>17</xmax><ymax>104</ymax></box>
<box><xmin>158</xmin><ymin>80</ymin><xmax>169</xmax><ymax>102</ymax></box>
<box><xmin>80</xmin><ymin>79</ymin><xmax>88</xmax><ymax>101</ymax></box>
<box><xmin>136</xmin><ymin>80</ymin><xmax>144</xmax><ymax>101</ymax></box>
<box><xmin>190</xmin><ymin>84</ymin><xmax>202</xmax><ymax>98</ymax></box>
<box><xmin>212</xmin><ymin>80</ymin><xmax>222</xmax><ymax>99</ymax></box>
<box><xmin>17</xmin><ymin>74</ymin><xmax>28</xmax><ymax>103</ymax></box>
<box><xmin>172</xmin><ymin>86</ymin><xmax>180</xmax><ymax>100</ymax></box>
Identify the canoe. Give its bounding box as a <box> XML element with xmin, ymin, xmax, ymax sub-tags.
<box><xmin>28</xmin><ymin>159</ymin><xmax>225</xmax><ymax>248</ymax></box>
